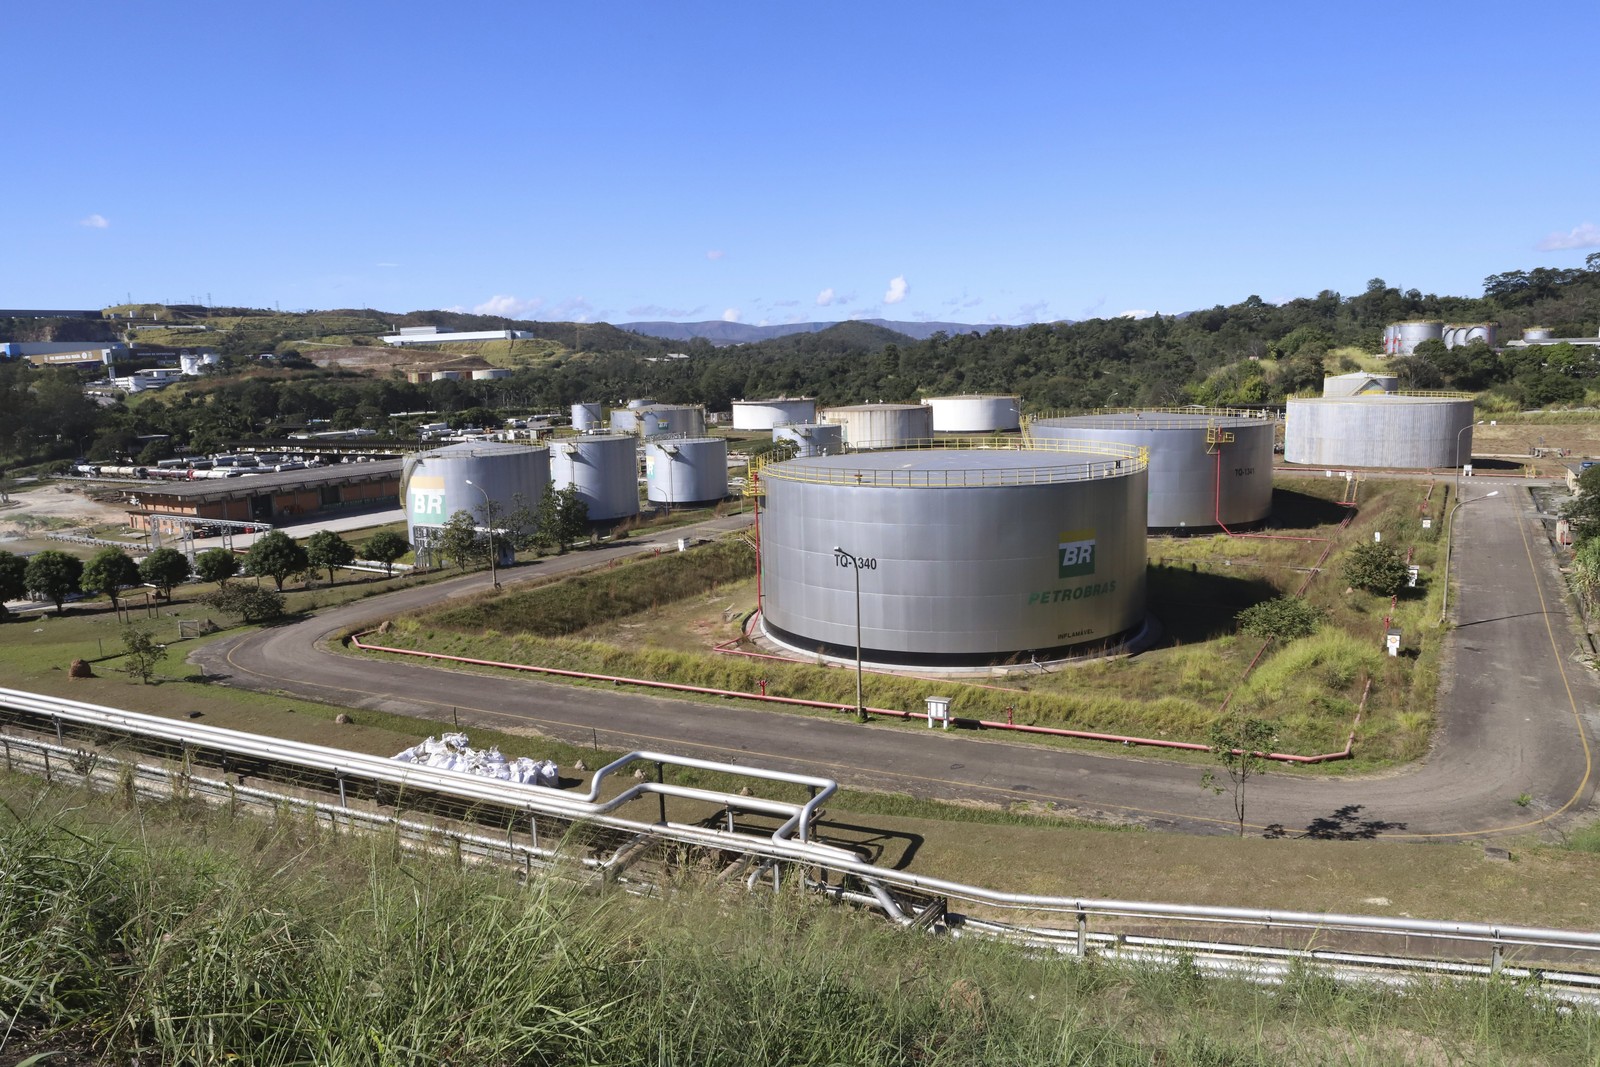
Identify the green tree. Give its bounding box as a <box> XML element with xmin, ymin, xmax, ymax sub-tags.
<box><xmin>194</xmin><ymin>547</ymin><xmax>241</xmax><ymax>586</ymax></box>
<box><xmin>436</xmin><ymin>510</ymin><xmax>487</xmax><ymax>571</ymax></box>
<box><xmin>82</xmin><ymin>547</ymin><xmax>142</xmax><ymax>610</ymax></box>
<box><xmin>0</xmin><ymin>549</ymin><xmax>27</xmax><ymax>621</ymax></box>
<box><xmin>23</xmin><ymin>550</ymin><xmax>83</xmax><ymax>612</ymax></box>
<box><xmin>245</xmin><ymin>530</ymin><xmax>309</xmax><ymax>592</ymax></box>
<box><xmin>120</xmin><ymin>624</ymin><xmax>169</xmax><ymax>684</ymax></box>
<box><xmin>1235</xmin><ymin>595</ymin><xmax>1323</xmax><ymax>641</ymax></box>
<box><xmin>1341</xmin><ymin>541</ymin><xmax>1409</xmax><ymax>596</ymax></box>
<box><xmin>1571</xmin><ymin>539</ymin><xmax>1600</xmax><ymax>613</ymax></box>
<box><xmin>199</xmin><ymin>584</ymin><xmax>286</xmax><ymax>623</ymax></box>
<box><xmin>361</xmin><ymin>530</ymin><xmax>410</xmax><ymax>578</ymax></box>
<box><xmin>539</xmin><ymin>485</ymin><xmax>589</xmax><ymax>554</ymax></box>
<box><xmin>139</xmin><ymin>547</ymin><xmax>192</xmax><ymax>599</ymax></box>
<box><xmin>1562</xmin><ymin>465</ymin><xmax>1600</xmax><ymax>548</ymax></box>
<box><xmin>305</xmin><ymin>529</ymin><xmax>356</xmax><ymax>585</ymax></box>
<box><xmin>1201</xmin><ymin>716</ymin><xmax>1277</xmax><ymax>837</ymax></box>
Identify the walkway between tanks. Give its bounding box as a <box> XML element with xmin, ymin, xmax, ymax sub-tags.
<box><xmin>191</xmin><ymin>484</ymin><xmax>1598</xmax><ymax>838</ymax></box>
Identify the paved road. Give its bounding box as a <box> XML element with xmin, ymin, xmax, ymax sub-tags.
<box><xmin>191</xmin><ymin>487</ymin><xmax>1597</xmax><ymax>839</ymax></box>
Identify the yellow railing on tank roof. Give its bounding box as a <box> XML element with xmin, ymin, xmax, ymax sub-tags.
<box><xmin>750</xmin><ymin>437</ymin><xmax>1147</xmax><ymax>488</ymax></box>
<box><xmin>1025</xmin><ymin>406</ymin><xmax>1279</xmax><ymax>431</ymax></box>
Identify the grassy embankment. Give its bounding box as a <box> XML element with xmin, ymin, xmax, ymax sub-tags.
<box><xmin>2</xmin><ymin>781</ymin><xmax>1597</xmax><ymax>1066</ymax></box>
<box><xmin>370</xmin><ymin>477</ymin><xmax>1445</xmax><ymax>768</ymax></box>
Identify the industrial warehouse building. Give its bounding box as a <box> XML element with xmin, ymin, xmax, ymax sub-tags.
<box><xmin>124</xmin><ymin>460</ymin><xmax>403</xmax><ymax>530</ymax></box>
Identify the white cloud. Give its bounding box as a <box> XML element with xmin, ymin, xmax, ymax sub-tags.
<box><xmin>1538</xmin><ymin>223</ymin><xmax>1600</xmax><ymax>251</ymax></box>
<box><xmin>79</xmin><ymin>213</ymin><xmax>109</xmax><ymax>229</ymax></box>
<box><xmin>474</xmin><ymin>294</ymin><xmax>543</xmax><ymax>317</ymax></box>
<box><xmin>771</xmin><ymin>298</ymin><xmax>800</xmax><ymax>308</ymax></box>
<box><xmin>884</xmin><ymin>276</ymin><xmax>909</xmax><ymax>304</ymax></box>
<box><xmin>551</xmin><ymin>297</ymin><xmax>595</xmax><ymax>322</ymax></box>
<box><xmin>627</xmin><ymin>304</ymin><xmax>697</xmax><ymax>319</ymax></box>
<box><xmin>1118</xmin><ymin>309</ymin><xmax>1156</xmax><ymax>319</ymax></box>
<box><xmin>706</xmin><ymin>249</ymin><xmax>725</xmax><ymax>260</ymax></box>
<box><xmin>816</xmin><ymin>288</ymin><xmax>835</xmax><ymax>307</ymax></box>
<box><xmin>722</xmin><ymin>307</ymin><xmax>741</xmax><ymax>322</ymax></box>
<box><xmin>1015</xmin><ymin>300</ymin><xmax>1050</xmax><ymax>321</ymax></box>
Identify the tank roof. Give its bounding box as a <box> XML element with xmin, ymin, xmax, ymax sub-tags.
<box><xmin>416</xmin><ymin>441</ymin><xmax>544</xmax><ymax>459</ymax></box>
<box><xmin>734</xmin><ymin>396</ymin><xmax>814</xmax><ymax>404</ymax></box>
<box><xmin>1289</xmin><ymin>393</ymin><xmax>1472</xmax><ymax>404</ymax></box>
<box><xmin>924</xmin><ymin>393</ymin><xmax>1020</xmax><ymax>400</ymax></box>
<box><xmin>820</xmin><ymin>403</ymin><xmax>928</xmax><ymax>412</ymax></box>
<box><xmin>762</xmin><ymin>442</ymin><xmax>1141</xmax><ymax>487</ymax></box>
<box><xmin>1035</xmin><ymin>410</ymin><xmax>1270</xmax><ymax>429</ymax></box>
<box><xmin>646</xmin><ymin>436</ymin><xmax>722</xmax><ymax>446</ymax></box>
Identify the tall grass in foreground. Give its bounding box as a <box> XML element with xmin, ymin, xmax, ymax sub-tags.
<box><xmin>3</xmin><ymin>783</ymin><xmax>1599</xmax><ymax>1065</ymax></box>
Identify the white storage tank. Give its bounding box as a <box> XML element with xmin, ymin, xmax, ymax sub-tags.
<box><xmin>1028</xmin><ymin>410</ymin><xmax>1275</xmax><ymax>530</ymax></box>
<box><xmin>645</xmin><ymin>437</ymin><xmax>729</xmax><ymax>507</ymax></box>
<box><xmin>1322</xmin><ymin>372</ymin><xmax>1398</xmax><ymax>397</ymax></box>
<box><xmin>626</xmin><ymin>398</ymin><xmax>655</xmax><ymax>410</ymax></box>
<box><xmin>758</xmin><ymin>440</ymin><xmax>1148</xmax><ymax>666</ymax></box>
<box><xmin>1391</xmin><ymin>321</ymin><xmax>1444</xmax><ymax>356</ymax></box>
<box><xmin>641</xmin><ymin>404</ymin><xmax>707</xmax><ymax>438</ymax></box>
<box><xmin>471</xmin><ymin>368</ymin><xmax>511</xmax><ymax>380</ymax></box>
<box><xmin>924</xmin><ymin>394</ymin><xmax>1022</xmax><ymax>433</ymax></box>
<box><xmin>733</xmin><ymin>397</ymin><xmax>818</xmax><ymax>430</ymax></box>
<box><xmin>402</xmin><ymin>442</ymin><xmax>550</xmax><ymax>567</ymax></box>
<box><xmin>549</xmin><ymin>434</ymin><xmax>641</xmax><ymax>522</ymax></box>
<box><xmin>1285</xmin><ymin>395</ymin><xmax>1475</xmax><ymax>469</ymax></box>
<box><xmin>1525</xmin><ymin>327</ymin><xmax>1554</xmax><ymax>342</ymax></box>
<box><xmin>773</xmin><ymin>423</ymin><xmax>845</xmax><ymax>457</ymax></box>
<box><xmin>819</xmin><ymin>403</ymin><xmax>933</xmax><ymax>450</ymax></box>
<box><xmin>571</xmin><ymin>402</ymin><xmax>604</xmax><ymax>431</ymax></box>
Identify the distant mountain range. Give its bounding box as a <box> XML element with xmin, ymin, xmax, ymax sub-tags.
<box><xmin>618</xmin><ymin>318</ymin><xmax>1008</xmax><ymax>345</ymax></box>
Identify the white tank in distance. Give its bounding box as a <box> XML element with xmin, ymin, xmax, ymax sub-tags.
<box><xmin>402</xmin><ymin>442</ymin><xmax>551</xmax><ymax>566</ymax></box>
<box><xmin>732</xmin><ymin>397</ymin><xmax>818</xmax><ymax>430</ymax></box>
<box><xmin>1284</xmin><ymin>395</ymin><xmax>1475</xmax><ymax>469</ymax></box>
<box><xmin>773</xmin><ymin>423</ymin><xmax>844</xmax><ymax>457</ymax></box>
<box><xmin>924</xmin><ymin>394</ymin><xmax>1022</xmax><ymax>433</ymax></box>
<box><xmin>571</xmin><ymin>402</ymin><xmax>604</xmax><ymax>431</ymax></box>
<box><xmin>548</xmin><ymin>433</ymin><xmax>641</xmax><ymax>521</ymax></box>
<box><xmin>645</xmin><ymin>437</ymin><xmax>728</xmax><ymax>506</ymax></box>
<box><xmin>819</xmin><ymin>403</ymin><xmax>934</xmax><ymax>449</ymax></box>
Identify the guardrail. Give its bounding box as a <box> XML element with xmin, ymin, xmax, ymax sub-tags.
<box><xmin>4</xmin><ymin>686</ymin><xmax>1600</xmax><ymax>1002</ymax></box>
<box><xmin>753</xmin><ymin>437</ymin><xmax>1148</xmax><ymax>487</ymax></box>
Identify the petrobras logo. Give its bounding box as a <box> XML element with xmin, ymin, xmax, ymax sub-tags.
<box><xmin>409</xmin><ymin>475</ymin><xmax>447</xmax><ymax>525</ymax></box>
<box><xmin>1058</xmin><ymin>528</ymin><xmax>1096</xmax><ymax>578</ymax></box>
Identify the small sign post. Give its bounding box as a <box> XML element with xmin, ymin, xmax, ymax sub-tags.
<box><xmin>1385</xmin><ymin>628</ymin><xmax>1402</xmax><ymax>658</ymax></box>
<box><xmin>925</xmin><ymin>696</ymin><xmax>952</xmax><ymax>730</ymax></box>
<box><xmin>1407</xmin><ymin>564</ymin><xmax>1420</xmax><ymax>588</ymax></box>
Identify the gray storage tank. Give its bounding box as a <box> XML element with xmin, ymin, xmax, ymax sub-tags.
<box><xmin>774</xmin><ymin>422</ymin><xmax>844</xmax><ymax>457</ymax></box>
<box><xmin>1284</xmin><ymin>394</ymin><xmax>1475</xmax><ymax>468</ymax></box>
<box><xmin>1525</xmin><ymin>327</ymin><xmax>1554</xmax><ymax>342</ymax></box>
<box><xmin>1322</xmin><ymin>372</ymin><xmax>1398</xmax><ymax>397</ymax></box>
<box><xmin>732</xmin><ymin>397</ymin><xmax>818</xmax><ymax>430</ymax></box>
<box><xmin>645</xmin><ymin>437</ymin><xmax>729</xmax><ymax>507</ymax></box>
<box><xmin>548</xmin><ymin>434</ymin><xmax>640</xmax><ymax>522</ymax></box>
<box><xmin>757</xmin><ymin>441</ymin><xmax>1148</xmax><ymax>666</ymax></box>
<box><xmin>819</xmin><ymin>403</ymin><xmax>934</xmax><ymax>449</ymax></box>
<box><xmin>1028</xmin><ymin>411</ymin><xmax>1275</xmax><ymax>530</ymax></box>
<box><xmin>924</xmin><ymin>394</ymin><xmax>1022</xmax><ymax>433</ymax></box>
<box><xmin>571</xmin><ymin>402</ymin><xmax>604</xmax><ymax>431</ymax></box>
<box><xmin>402</xmin><ymin>441</ymin><xmax>550</xmax><ymax>567</ymax></box>
<box><xmin>1391</xmin><ymin>321</ymin><xmax>1444</xmax><ymax>355</ymax></box>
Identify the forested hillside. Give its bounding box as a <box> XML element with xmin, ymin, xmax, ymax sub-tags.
<box><xmin>5</xmin><ymin>260</ymin><xmax>1599</xmax><ymax>469</ymax></box>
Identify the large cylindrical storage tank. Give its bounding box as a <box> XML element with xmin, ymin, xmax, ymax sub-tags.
<box><xmin>1393</xmin><ymin>321</ymin><xmax>1443</xmax><ymax>355</ymax></box>
<box><xmin>1284</xmin><ymin>395</ymin><xmax>1475</xmax><ymax>468</ymax></box>
<box><xmin>609</xmin><ymin>408</ymin><xmax>641</xmax><ymax>433</ymax></box>
<box><xmin>819</xmin><ymin>403</ymin><xmax>933</xmax><ymax>449</ymax></box>
<box><xmin>1381</xmin><ymin>325</ymin><xmax>1399</xmax><ymax>355</ymax></box>
<box><xmin>645</xmin><ymin>437</ymin><xmax>728</xmax><ymax>507</ymax></box>
<box><xmin>626</xmin><ymin>398</ymin><xmax>655</xmax><ymax>410</ymax></box>
<box><xmin>1462</xmin><ymin>322</ymin><xmax>1497</xmax><ymax>347</ymax></box>
<box><xmin>733</xmin><ymin>397</ymin><xmax>818</xmax><ymax>430</ymax></box>
<box><xmin>1322</xmin><ymin>372</ymin><xmax>1398</xmax><ymax>397</ymax></box>
<box><xmin>471</xmin><ymin>368</ymin><xmax>511</xmax><ymax>380</ymax></box>
<box><xmin>774</xmin><ymin>423</ymin><xmax>844</xmax><ymax>457</ymax></box>
<box><xmin>1525</xmin><ymin>327</ymin><xmax>1554</xmax><ymax>342</ymax></box>
<box><xmin>638</xmin><ymin>404</ymin><xmax>706</xmax><ymax>438</ymax></box>
<box><xmin>758</xmin><ymin>443</ymin><xmax>1148</xmax><ymax>666</ymax></box>
<box><xmin>571</xmin><ymin>402</ymin><xmax>604</xmax><ymax>431</ymax></box>
<box><xmin>549</xmin><ymin>434</ymin><xmax>640</xmax><ymax>522</ymax></box>
<box><xmin>924</xmin><ymin>394</ymin><xmax>1022</xmax><ymax>433</ymax></box>
<box><xmin>402</xmin><ymin>442</ymin><xmax>551</xmax><ymax>567</ymax></box>
<box><xmin>1028</xmin><ymin>412</ymin><xmax>1275</xmax><ymax>530</ymax></box>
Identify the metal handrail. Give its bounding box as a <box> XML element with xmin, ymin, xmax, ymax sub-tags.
<box><xmin>8</xmin><ymin>687</ymin><xmax>1600</xmax><ymax>994</ymax></box>
<box><xmin>1028</xmin><ymin>406</ymin><xmax>1279</xmax><ymax>426</ymax></box>
<box><xmin>753</xmin><ymin>437</ymin><xmax>1148</xmax><ymax>487</ymax></box>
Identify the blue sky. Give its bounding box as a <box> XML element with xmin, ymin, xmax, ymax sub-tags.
<box><xmin>7</xmin><ymin>1</ymin><xmax>1598</xmax><ymax>325</ymax></box>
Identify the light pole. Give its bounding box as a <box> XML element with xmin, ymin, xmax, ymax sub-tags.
<box><xmin>833</xmin><ymin>545</ymin><xmax>865</xmax><ymax>720</ymax></box>
<box><xmin>1454</xmin><ymin>420</ymin><xmax>1483</xmax><ymax>497</ymax></box>
<box><xmin>463</xmin><ymin>479</ymin><xmax>500</xmax><ymax>590</ymax></box>
<box><xmin>1440</xmin><ymin>490</ymin><xmax>1498</xmax><ymax>623</ymax></box>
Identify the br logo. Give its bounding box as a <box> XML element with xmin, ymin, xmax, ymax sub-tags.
<box><xmin>1058</xmin><ymin>529</ymin><xmax>1096</xmax><ymax>578</ymax></box>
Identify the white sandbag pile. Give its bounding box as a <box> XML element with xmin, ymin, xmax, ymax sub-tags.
<box><xmin>392</xmin><ymin>732</ymin><xmax>560</xmax><ymax>787</ymax></box>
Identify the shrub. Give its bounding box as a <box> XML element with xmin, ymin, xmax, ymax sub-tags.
<box><xmin>1341</xmin><ymin>542</ymin><xmax>1408</xmax><ymax>596</ymax></box>
<box><xmin>200</xmin><ymin>585</ymin><xmax>286</xmax><ymax>624</ymax></box>
<box><xmin>1235</xmin><ymin>596</ymin><xmax>1323</xmax><ymax>640</ymax></box>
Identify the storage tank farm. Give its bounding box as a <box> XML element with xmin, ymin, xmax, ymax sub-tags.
<box><xmin>732</xmin><ymin>397</ymin><xmax>818</xmax><ymax>430</ymax></box>
<box><xmin>1284</xmin><ymin>394</ymin><xmax>1475</xmax><ymax>469</ymax></box>
<box><xmin>610</xmin><ymin>403</ymin><xmax>706</xmax><ymax>437</ymax></box>
<box><xmin>570</xmin><ymin>402</ymin><xmax>604</xmax><ymax>431</ymax></box>
<box><xmin>773</xmin><ymin>423</ymin><xmax>844</xmax><ymax>457</ymax></box>
<box><xmin>756</xmin><ymin>440</ymin><xmax>1149</xmax><ymax>666</ymax></box>
<box><xmin>548</xmin><ymin>434</ymin><xmax>641</xmax><ymax>522</ymax></box>
<box><xmin>402</xmin><ymin>442</ymin><xmax>550</xmax><ymax>567</ymax></box>
<box><xmin>645</xmin><ymin>437</ymin><xmax>729</xmax><ymax>507</ymax></box>
<box><xmin>924</xmin><ymin>394</ymin><xmax>1022</xmax><ymax>433</ymax></box>
<box><xmin>1027</xmin><ymin>410</ymin><xmax>1275</xmax><ymax>531</ymax></box>
<box><xmin>819</xmin><ymin>403</ymin><xmax>934</xmax><ymax>450</ymax></box>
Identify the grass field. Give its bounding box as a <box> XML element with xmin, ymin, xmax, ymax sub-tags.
<box><xmin>3</xmin><ymin>780</ymin><xmax>1599</xmax><ymax>1066</ymax></box>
